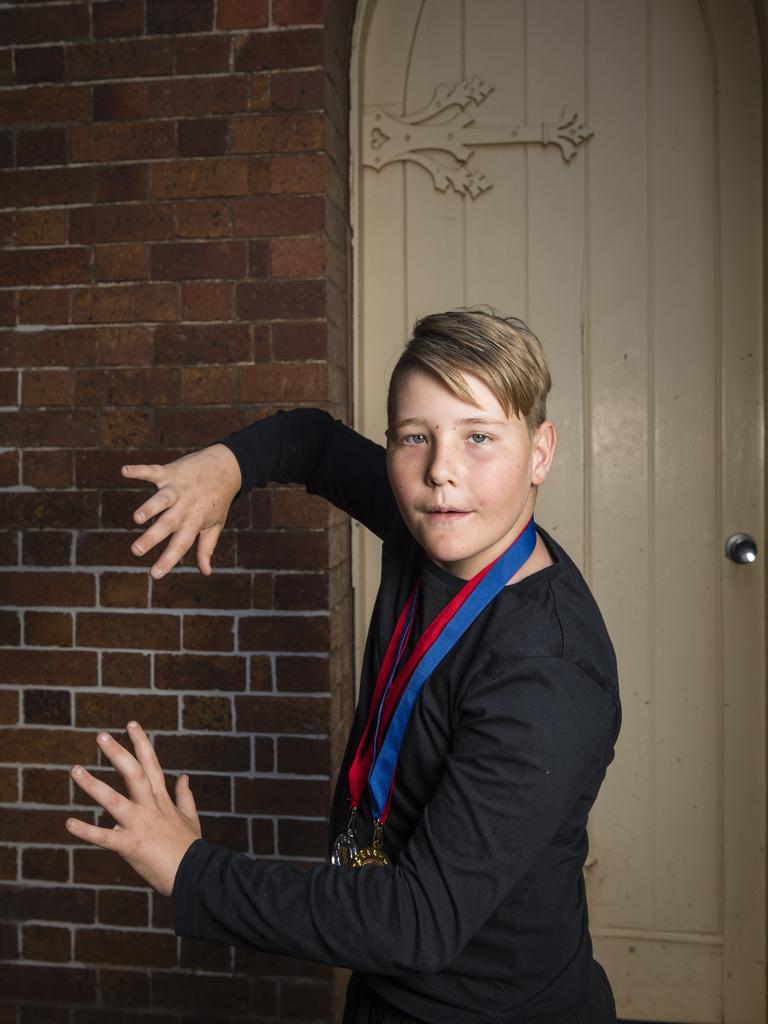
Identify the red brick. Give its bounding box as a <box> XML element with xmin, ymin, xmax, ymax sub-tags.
<box><xmin>22</xmin><ymin>769</ymin><xmax>70</xmax><ymax>806</ymax></box>
<box><xmin>272</xmin><ymin>69</ymin><xmax>324</xmax><ymax>109</ymax></box>
<box><xmin>0</xmin><ymin>806</ymin><xmax>94</xmax><ymax>843</ymax></box>
<box><xmin>272</xmin><ymin>320</ymin><xmax>326</xmax><ymax>360</ymax></box>
<box><xmin>22</xmin><ymin>530</ymin><xmax>73</xmax><ymax>565</ymax></box>
<box><xmin>249</xmin><ymin>238</ymin><xmax>270</xmax><ymax>277</ymax></box>
<box><xmin>22</xmin><ymin>450</ymin><xmax>73</xmax><ymax>488</ymax></box>
<box><xmin>75</xmin><ymin>693</ymin><xmax>178</xmax><ymax>730</ymax></box>
<box><xmin>98</xmin><ymin>890</ymin><xmax>149</xmax><ymax>928</ymax></box>
<box><xmin>0</xmin><ymin>131</ymin><xmax>12</xmax><ymax>169</ymax></box>
<box><xmin>232</xmin><ymin>112</ymin><xmax>323</xmax><ymax>154</ymax></box>
<box><xmin>151</xmin><ymin>159</ymin><xmax>250</xmax><ymax>199</ymax></box>
<box><xmin>76</xmin><ymin>612</ymin><xmax>180</xmax><ymax>650</ymax></box>
<box><xmin>182</xmin><ymin>614</ymin><xmax>234</xmax><ymax>651</ymax></box>
<box><xmin>270</xmin><ymin>152</ymin><xmax>325</xmax><ymax>193</ymax></box>
<box><xmin>0</xmin><ymin>84</ymin><xmax>89</xmax><ymax>126</ymax></box>
<box><xmin>23</xmin><ymin>925</ymin><xmax>71</xmax><ymax>962</ymax></box>
<box><xmin>70</xmin><ymin>122</ymin><xmax>175</xmax><ymax>163</ymax></box>
<box><xmin>174</xmin><ymin>199</ymin><xmax>231</xmax><ymax>239</ymax></box>
<box><xmin>238</xmin><ymin>529</ymin><xmax>327</xmax><ymax>571</ymax></box>
<box><xmin>0</xmin><ymin>964</ymin><xmax>96</xmax><ymax>1004</ymax></box>
<box><xmin>99</xmin><ymin>409</ymin><xmax>152</xmax><ymax>447</ymax></box>
<box><xmin>182</xmin><ymin>695</ymin><xmax>231</xmax><ymax>731</ymax></box>
<box><xmin>95</xmin><ymin>163</ymin><xmax>148</xmax><ymax>203</ymax></box>
<box><xmin>76</xmin><ymin>530</ymin><xmax>151</xmax><ymax>568</ymax></box>
<box><xmin>21</xmin><ymin>369</ymin><xmax>74</xmax><ymax>406</ymax></box>
<box><xmin>103</xmin><ymin>651</ymin><xmax>151</xmax><ymax>688</ymax></box>
<box><xmin>150</xmin><ymin>241</ymin><xmax>247</xmax><ymax>281</ymax></box>
<box><xmin>272</xmin><ymin>236</ymin><xmax>325</xmax><ymax>277</ymax></box>
<box><xmin>274</xmin><ymin>571</ymin><xmax>328</xmax><ymax>610</ymax></box>
<box><xmin>95</xmin><ymin>243</ymin><xmax>148</xmax><ymax>282</ymax></box>
<box><xmin>75</xmin><ymin>927</ymin><xmax>176</xmax><ymax>967</ymax></box>
<box><xmin>17</xmin><ymin>127</ymin><xmax>67</xmax><ymax>167</ymax></box>
<box><xmin>14</xmin><ymin>45</ymin><xmax>66</xmax><ymax>85</ymax></box>
<box><xmin>73</xmin><ymin>848</ymin><xmax>149</xmax><ymax>887</ymax></box>
<box><xmin>25</xmin><ymin>611</ymin><xmax>72</xmax><ymax>647</ymax></box>
<box><xmin>146</xmin><ymin>76</ymin><xmax>248</xmax><ymax>118</ymax></box>
<box><xmin>0</xmin><ymin>685</ymin><xmax>18</xmax><ymax>722</ymax></box>
<box><xmin>99</xmin><ymin>572</ymin><xmax>149</xmax><ymax>608</ymax></box>
<box><xmin>234</xmin><ymin>28</ymin><xmax>323</xmax><ymax>71</ymax></box>
<box><xmin>72</xmin><ymin>284</ymin><xmax>178</xmax><ymax>324</ymax></box>
<box><xmin>153</xmin><ymin>323</ymin><xmax>251</xmax><ymax>364</ymax></box>
<box><xmin>75</xmin><ymin>367</ymin><xmax>179</xmax><ymax>406</ymax></box>
<box><xmin>235</xmin><ymin>776</ymin><xmax>329</xmax><ymax>816</ymax></box>
<box><xmin>154</xmin><ymin>733</ymin><xmax>249</xmax><ymax>772</ymax></box>
<box><xmin>0</xmin><ymin>490</ymin><xmax>97</xmax><ymax>528</ymax></box>
<box><xmin>93</xmin><ymin>1</ymin><xmax>145</xmax><ymax>38</ymax></box>
<box><xmin>0</xmin><ymin>571</ymin><xmax>94</xmax><ymax>607</ymax></box>
<box><xmin>250</xmin><ymin>73</ymin><xmax>271</xmax><ymax>111</ymax></box>
<box><xmin>181</xmin><ymin>281</ymin><xmax>234</xmax><ymax>321</ymax></box>
<box><xmin>0</xmin><ymin>248</ymin><xmax>89</xmax><ymax>287</ymax></box>
<box><xmin>239</xmin><ymin>612</ymin><xmax>329</xmax><ymax>653</ymax></box>
<box><xmin>0</xmin><ymin>449</ymin><xmax>18</xmax><ymax>486</ymax></box>
<box><xmin>17</xmin><ymin>289</ymin><xmax>70</xmax><ymax>325</ymax></box>
<box><xmin>93</xmin><ymin>81</ymin><xmax>145</xmax><ymax>122</ymax></box>
<box><xmin>0</xmin><ymin>51</ymin><xmax>10</xmax><ymax>86</ymax></box>
<box><xmin>0</xmin><ymin>608</ymin><xmax>21</xmax><ymax>645</ymax></box>
<box><xmin>174</xmin><ymin>35</ymin><xmax>230</xmax><ymax>75</ymax></box>
<box><xmin>177</xmin><ymin>117</ymin><xmax>227</xmax><ymax>158</ymax></box>
<box><xmin>278</xmin><ymin>817</ymin><xmax>327</xmax><ymax>858</ymax></box>
<box><xmin>179</xmin><ymin>934</ymin><xmax>232</xmax><ymax>972</ymax></box>
<box><xmin>273</xmin><ymin>0</ymin><xmax>326</xmax><ymax>25</ymax></box>
<box><xmin>22</xmin><ymin>845</ymin><xmax>69</xmax><ymax>880</ymax></box>
<box><xmin>96</xmin><ymin>326</ymin><xmax>152</xmax><ymax>366</ymax></box>
<box><xmin>155</xmin><ymin>652</ymin><xmax>246</xmax><ymax>691</ymax></box>
<box><xmin>0</xmin><ymin>166</ymin><xmax>94</xmax><ymax>208</ymax></box>
<box><xmin>274</xmin><ymin>654</ymin><xmax>328</xmax><ymax>693</ymax></box>
<box><xmin>236</xmin><ymin>693</ymin><xmax>329</xmax><ymax>733</ymax></box>
<box><xmin>0</xmin><ymin>3</ymin><xmax>89</xmax><ymax>44</ymax></box>
<box><xmin>232</xmin><ymin>194</ymin><xmax>323</xmax><ymax>236</ymax></box>
<box><xmin>239</xmin><ymin>361</ymin><xmax>326</xmax><ymax>403</ymax></box>
<box><xmin>23</xmin><ymin>688</ymin><xmax>71</xmax><ymax>725</ymax></box>
<box><xmin>0</xmin><ymin>766</ymin><xmax>17</xmax><ymax>802</ymax></box>
<box><xmin>15</xmin><ymin>208</ymin><xmax>68</xmax><ymax>246</ymax></box>
<box><xmin>147</xmin><ymin>0</ymin><xmax>213</xmax><ymax>34</ymax></box>
<box><xmin>217</xmin><ymin>0</ymin><xmax>268</xmax><ymax>29</ymax></box>
<box><xmin>152</xmin><ymin>971</ymin><xmax>250</xmax><ymax>1015</ymax></box>
<box><xmin>71</xmin><ymin>205</ymin><xmax>173</xmax><ymax>247</ymax></box>
<box><xmin>179</xmin><ymin>365</ymin><xmax>237</xmax><ymax>404</ymax></box>
<box><xmin>0</xmin><ymin>369</ymin><xmax>16</xmax><ymax>405</ymax></box>
<box><xmin>0</xmin><ymin>327</ymin><xmax>96</xmax><ymax>367</ymax></box>
<box><xmin>0</xmin><ymin>407</ymin><xmax>99</xmax><ymax>446</ymax></box>
<box><xmin>68</xmin><ymin>39</ymin><xmax>173</xmax><ymax>81</ymax></box>
<box><xmin>0</xmin><ymin>847</ymin><xmax>16</xmax><ymax>879</ymax></box>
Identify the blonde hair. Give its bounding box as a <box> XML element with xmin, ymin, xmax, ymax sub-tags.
<box><xmin>387</xmin><ymin>308</ymin><xmax>552</xmax><ymax>431</ymax></box>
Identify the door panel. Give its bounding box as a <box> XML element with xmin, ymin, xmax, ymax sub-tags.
<box><xmin>351</xmin><ymin>1</ymin><xmax>764</xmax><ymax>1019</ymax></box>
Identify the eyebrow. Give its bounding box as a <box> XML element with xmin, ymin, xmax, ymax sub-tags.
<box><xmin>391</xmin><ymin>416</ymin><xmax>508</xmax><ymax>429</ymax></box>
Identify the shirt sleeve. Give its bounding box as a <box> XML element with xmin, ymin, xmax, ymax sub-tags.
<box><xmin>220</xmin><ymin>407</ymin><xmax>400</xmax><ymax>540</ymax></box>
<box><xmin>172</xmin><ymin>657</ymin><xmax>618</xmax><ymax>975</ymax></box>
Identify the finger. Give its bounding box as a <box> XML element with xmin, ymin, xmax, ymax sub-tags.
<box><xmin>130</xmin><ymin>510</ymin><xmax>181</xmax><ymax>560</ymax></box>
<box><xmin>66</xmin><ymin>814</ymin><xmax>124</xmax><ymax>851</ymax></box>
<box><xmin>125</xmin><ymin>721</ymin><xmax>168</xmax><ymax>795</ymax></box>
<box><xmin>149</xmin><ymin>528</ymin><xmax>198</xmax><ymax>580</ymax></box>
<box><xmin>196</xmin><ymin>522</ymin><xmax>224</xmax><ymax>576</ymax></box>
<box><xmin>71</xmin><ymin>763</ymin><xmax>132</xmax><ymax>822</ymax></box>
<box><xmin>95</xmin><ymin>731</ymin><xmax>153</xmax><ymax>803</ymax></box>
<box><xmin>132</xmin><ymin>486</ymin><xmax>178</xmax><ymax>527</ymax></box>
<box><xmin>175</xmin><ymin>774</ymin><xmax>201</xmax><ymax>834</ymax></box>
<box><xmin>121</xmin><ymin>463</ymin><xmax>167</xmax><ymax>485</ymax></box>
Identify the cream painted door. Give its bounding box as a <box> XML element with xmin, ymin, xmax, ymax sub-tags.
<box><xmin>350</xmin><ymin>1</ymin><xmax>765</xmax><ymax>1021</ymax></box>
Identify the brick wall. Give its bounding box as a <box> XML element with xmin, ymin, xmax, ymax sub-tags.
<box><xmin>0</xmin><ymin>1</ymin><xmax>357</xmax><ymax>1021</ymax></box>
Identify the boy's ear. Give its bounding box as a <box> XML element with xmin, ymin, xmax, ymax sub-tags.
<box><xmin>530</xmin><ymin>421</ymin><xmax>556</xmax><ymax>486</ymax></box>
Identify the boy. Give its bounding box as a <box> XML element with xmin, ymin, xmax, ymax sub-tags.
<box><xmin>66</xmin><ymin>310</ymin><xmax>620</xmax><ymax>1023</ymax></box>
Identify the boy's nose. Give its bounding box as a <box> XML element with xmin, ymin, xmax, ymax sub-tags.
<box><xmin>425</xmin><ymin>445</ymin><xmax>459</xmax><ymax>486</ymax></box>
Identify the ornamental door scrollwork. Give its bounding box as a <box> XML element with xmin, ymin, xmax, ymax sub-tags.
<box><xmin>362</xmin><ymin>76</ymin><xmax>592</xmax><ymax>198</ymax></box>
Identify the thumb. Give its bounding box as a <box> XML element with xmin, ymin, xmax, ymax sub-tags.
<box><xmin>196</xmin><ymin>521</ymin><xmax>224</xmax><ymax>576</ymax></box>
<box><xmin>175</xmin><ymin>775</ymin><xmax>201</xmax><ymax>836</ymax></box>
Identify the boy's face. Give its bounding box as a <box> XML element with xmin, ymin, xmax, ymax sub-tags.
<box><xmin>386</xmin><ymin>369</ymin><xmax>556</xmax><ymax>579</ymax></box>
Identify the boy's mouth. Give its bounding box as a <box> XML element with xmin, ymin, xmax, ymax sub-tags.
<box><xmin>425</xmin><ymin>506</ymin><xmax>470</xmax><ymax>519</ymax></box>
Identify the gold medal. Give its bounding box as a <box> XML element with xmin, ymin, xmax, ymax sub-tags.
<box><xmin>351</xmin><ymin>820</ymin><xmax>390</xmax><ymax>868</ymax></box>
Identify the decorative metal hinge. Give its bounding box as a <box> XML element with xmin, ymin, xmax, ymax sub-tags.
<box><xmin>363</xmin><ymin>76</ymin><xmax>593</xmax><ymax>198</ymax></box>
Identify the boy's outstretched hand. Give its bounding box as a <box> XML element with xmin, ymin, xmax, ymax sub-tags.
<box><xmin>122</xmin><ymin>443</ymin><xmax>241</xmax><ymax>579</ymax></box>
<box><xmin>66</xmin><ymin>722</ymin><xmax>202</xmax><ymax>897</ymax></box>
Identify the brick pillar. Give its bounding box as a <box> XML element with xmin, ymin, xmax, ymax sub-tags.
<box><xmin>0</xmin><ymin>1</ymin><xmax>357</xmax><ymax>1021</ymax></box>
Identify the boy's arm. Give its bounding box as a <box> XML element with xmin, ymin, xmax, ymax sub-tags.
<box><xmin>171</xmin><ymin>658</ymin><xmax>619</xmax><ymax>975</ymax></box>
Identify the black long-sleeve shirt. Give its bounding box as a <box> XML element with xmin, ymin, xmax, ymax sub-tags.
<box><xmin>172</xmin><ymin>409</ymin><xmax>621</xmax><ymax>1023</ymax></box>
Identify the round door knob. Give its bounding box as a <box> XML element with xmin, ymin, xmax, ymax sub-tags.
<box><xmin>725</xmin><ymin>533</ymin><xmax>758</xmax><ymax>564</ymax></box>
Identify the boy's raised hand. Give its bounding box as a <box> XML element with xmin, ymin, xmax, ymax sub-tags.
<box><xmin>66</xmin><ymin>722</ymin><xmax>201</xmax><ymax>897</ymax></box>
<box><xmin>122</xmin><ymin>443</ymin><xmax>241</xmax><ymax>579</ymax></box>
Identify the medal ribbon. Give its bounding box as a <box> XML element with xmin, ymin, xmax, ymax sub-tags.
<box><xmin>348</xmin><ymin>517</ymin><xmax>538</xmax><ymax>825</ymax></box>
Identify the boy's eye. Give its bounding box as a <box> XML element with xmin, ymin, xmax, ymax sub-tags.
<box><xmin>403</xmin><ymin>433</ymin><xmax>428</xmax><ymax>445</ymax></box>
<box><xmin>469</xmin><ymin>432</ymin><xmax>489</xmax><ymax>444</ymax></box>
